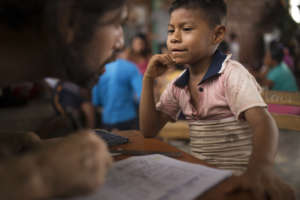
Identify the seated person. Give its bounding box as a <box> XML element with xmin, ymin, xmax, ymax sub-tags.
<box><xmin>140</xmin><ymin>0</ymin><xmax>295</xmax><ymax>198</ymax></box>
<box><xmin>258</xmin><ymin>41</ymin><xmax>300</xmax><ymax>115</ymax></box>
<box><xmin>259</xmin><ymin>41</ymin><xmax>298</xmax><ymax>92</ymax></box>
<box><xmin>0</xmin><ymin>0</ymin><xmax>127</xmax><ymax>199</ymax></box>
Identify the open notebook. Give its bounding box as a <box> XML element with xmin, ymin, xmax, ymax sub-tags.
<box><xmin>55</xmin><ymin>154</ymin><xmax>232</xmax><ymax>200</ymax></box>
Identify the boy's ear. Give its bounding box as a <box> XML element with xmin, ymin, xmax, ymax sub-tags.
<box><xmin>212</xmin><ymin>25</ymin><xmax>226</xmax><ymax>45</ymax></box>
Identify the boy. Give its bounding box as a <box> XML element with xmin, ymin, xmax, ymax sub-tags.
<box><xmin>0</xmin><ymin>0</ymin><xmax>127</xmax><ymax>199</ymax></box>
<box><xmin>140</xmin><ymin>0</ymin><xmax>294</xmax><ymax>198</ymax></box>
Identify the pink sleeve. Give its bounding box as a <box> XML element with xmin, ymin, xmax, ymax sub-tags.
<box><xmin>224</xmin><ymin>62</ymin><xmax>267</xmax><ymax>119</ymax></box>
<box><xmin>156</xmin><ymin>82</ymin><xmax>181</xmax><ymax>121</ymax></box>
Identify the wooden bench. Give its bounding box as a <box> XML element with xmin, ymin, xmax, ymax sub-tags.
<box><xmin>158</xmin><ymin>121</ymin><xmax>190</xmax><ymax>141</ymax></box>
<box><xmin>261</xmin><ymin>90</ymin><xmax>300</xmax><ymax>131</ymax></box>
<box><xmin>157</xmin><ymin>89</ymin><xmax>300</xmax><ymax>140</ymax></box>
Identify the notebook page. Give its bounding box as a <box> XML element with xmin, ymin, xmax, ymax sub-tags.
<box><xmin>55</xmin><ymin>154</ymin><xmax>232</xmax><ymax>200</ymax></box>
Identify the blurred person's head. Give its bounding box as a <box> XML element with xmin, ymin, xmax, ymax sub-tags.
<box><xmin>167</xmin><ymin>0</ymin><xmax>227</xmax><ymax>65</ymax></box>
<box><xmin>130</xmin><ymin>33</ymin><xmax>151</xmax><ymax>57</ymax></box>
<box><xmin>229</xmin><ymin>32</ymin><xmax>237</xmax><ymax>41</ymax></box>
<box><xmin>264</xmin><ymin>41</ymin><xmax>284</xmax><ymax>67</ymax></box>
<box><xmin>0</xmin><ymin>0</ymin><xmax>127</xmax><ymax>88</ymax></box>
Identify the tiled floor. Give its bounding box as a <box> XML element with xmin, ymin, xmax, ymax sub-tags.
<box><xmin>169</xmin><ymin>130</ymin><xmax>300</xmax><ymax>199</ymax></box>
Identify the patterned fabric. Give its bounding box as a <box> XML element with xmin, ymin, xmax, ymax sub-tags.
<box><xmin>156</xmin><ymin>52</ymin><xmax>266</xmax><ymax>121</ymax></box>
<box><xmin>189</xmin><ymin>117</ymin><xmax>252</xmax><ymax>175</ymax></box>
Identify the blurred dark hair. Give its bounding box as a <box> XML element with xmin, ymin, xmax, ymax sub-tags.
<box><xmin>169</xmin><ymin>0</ymin><xmax>227</xmax><ymax>27</ymax></box>
<box><xmin>269</xmin><ymin>41</ymin><xmax>284</xmax><ymax>63</ymax></box>
<box><xmin>0</xmin><ymin>0</ymin><xmax>126</xmax><ymax>30</ymax></box>
<box><xmin>130</xmin><ymin>33</ymin><xmax>152</xmax><ymax>57</ymax></box>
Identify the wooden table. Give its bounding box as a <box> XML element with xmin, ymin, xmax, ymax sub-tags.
<box><xmin>111</xmin><ymin>131</ymin><xmax>254</xmax><ymax>200</ymax></box>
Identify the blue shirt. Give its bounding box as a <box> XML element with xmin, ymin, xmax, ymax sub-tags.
<box><xmin>267</xmin><ymin>62</ymin><xmax>298</xmax><ymax>92</ymax></box>
<box><xmin>92</xmin><ymin>59</ymin><xmax>143</xmax><ymax>124</ymax></box>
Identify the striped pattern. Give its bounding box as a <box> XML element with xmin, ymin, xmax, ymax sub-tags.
<box><xmin>189</xmin><ymin>117</ymin><xmax>252</xmax><ymax>175</ymax></box>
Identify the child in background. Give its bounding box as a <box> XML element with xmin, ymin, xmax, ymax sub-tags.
<box><xmin>126</xmin><ymin>33</ymin><xmax>152</xmax><ymax>75</ymax></box>
<box><xmin>140</xmin><ymin>0</ymin><xmax>294</xmax><ymax>198</ymax></box>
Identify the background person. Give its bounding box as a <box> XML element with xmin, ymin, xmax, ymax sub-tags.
<box><xmin>92</xmin><ymin>51</ymin><xmax>143</xmax><ymax>131</ymax></box>
<box><xmin>125</xmin><ymin>33</ymin><xmax>152</xmax><ymax>75</ymax></box>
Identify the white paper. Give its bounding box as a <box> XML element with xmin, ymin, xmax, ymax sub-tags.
<box><xmin>56</xmin><ymin>154</ymin><xmax>232</xmax><ymax>200</ymax></box>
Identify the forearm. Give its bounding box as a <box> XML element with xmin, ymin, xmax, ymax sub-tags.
<box><xmin>0</xmin><ymin>154</ymin><xmax>49</xmax><ymax>200</ymax></box>
<box><xmin>139</xmin><ymin>76</ymin><xmax>165</xmax><ymax>138</ymax></box>
<box><xmin>248</xmin><ymin>111</ymin><xmax>278</xmax><ymax>169</ymax></box>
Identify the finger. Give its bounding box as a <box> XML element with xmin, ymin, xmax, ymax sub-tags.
<box><xmin>159</xmin><ymin>54</ymin><xmax>174</xmax><ymax>67</ymax></box>
<box><xmin>165</xmin><ymin>53</ymin><xmax>176</xmax><ymax>64</ymax></box>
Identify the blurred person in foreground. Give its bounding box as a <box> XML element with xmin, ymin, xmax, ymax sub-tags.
<box><xmin>0</xmin><ymin>0</ymin><xmax>127</xmax><ymax>199</ymax></box>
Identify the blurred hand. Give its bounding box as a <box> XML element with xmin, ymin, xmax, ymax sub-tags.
<box><xmin>225</xmin><ymin>166</ymin><xmax>295</xmax><ymax>200</ymax></box>
<box><xmin>144</xmin><ymin>54</ymin><xmax>176</xmax><ymax>79</ymax></box>
<box><xmin>37</xmin><ymin>130</ymin><xmax>112</xmax><ymax>198</ymax></box>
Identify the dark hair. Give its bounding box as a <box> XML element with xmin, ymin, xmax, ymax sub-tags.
<box><xmin>0</xmin><ymin>0</ymin><xmax>126</xmax><ymax>30</ymax></box>
<box><xmin>269</xmin><ymin>41</ymin><xmax>284</xmax><ymax>63</ymax></box>
<box><xmin>0</xmin><ymin>0</ymin><xmax>43</xmax><ymax>30</ymax></box>
<box><xmin>130</xmin><ymin>33</ymin><xmax>152</xmax><ymax>57</ymax></box>
<box><xmin>169</xmin><ymin>0</ymin><xmax>227</xmax><ymax>27</ymax></box>
<box><xmin>229</xmin><ymin>32</ymin><xmax>237</xmax><ymax>40</ymax></box>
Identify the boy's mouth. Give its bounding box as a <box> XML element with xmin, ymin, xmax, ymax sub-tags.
<box><xmin>171</xmin><ymin>49</ymin><xmax>187</xmax><ymax>56</ymax></box>
<box><xmin>171</xmin><ymin>48</ymin><xmax>187</xmax><ymax>52</ymax></box>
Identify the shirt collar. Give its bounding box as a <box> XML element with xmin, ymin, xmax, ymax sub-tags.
<box><xmin>174</xmin><ymin>50</ymin><xmax>228</xmax><ymax>88</ymax></box>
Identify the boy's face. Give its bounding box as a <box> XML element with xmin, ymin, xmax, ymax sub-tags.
<box><xmin>167</xmin><ymin>8</ymin><xmax>221</xmax><ymax>65</ymax></box>
<box><xmin>66</xmin><ymin>6</ymin><xmax>127</xmax><ymax>87</ymax></box>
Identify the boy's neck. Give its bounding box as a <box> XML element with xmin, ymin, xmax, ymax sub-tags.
<box><xmin>188</xmin><ymin>54</ymin><xmax>213</xmax><ymax>81</ymax></box>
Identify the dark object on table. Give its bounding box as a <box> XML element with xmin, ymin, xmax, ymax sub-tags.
<box><xmin>95</xmin><ymin>129</ymin><xmax>129</xmax><ymax>147</ymax></box>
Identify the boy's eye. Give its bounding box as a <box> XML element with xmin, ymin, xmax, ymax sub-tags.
<box><xmin>183</xmin><ymin>27</ymin><xmax>193</xmax><ymax>31</ymax></box>
<box><xmin>168</xmin><ymin>29</ymin><xmax>174</xmax><ymax>34</ymax></box>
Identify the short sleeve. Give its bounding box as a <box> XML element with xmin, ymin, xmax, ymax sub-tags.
<box><xmin>156</xmin><ymin>82</ymin><xmax>181</xmax><ymax>121</ymax></box>
<box><xmin>224</xmin><ymin>62</ymin><xmax>267</xmax><ymax>119</ymax></box>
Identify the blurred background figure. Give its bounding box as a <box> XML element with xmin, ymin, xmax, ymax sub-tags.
<box><xmin>125</xmin><ymin>33</ymin><xmax>152</xmax><ymax>75</ymax></box>
<box><xmin>151</xmin><ymin>0</ymin><xmax>170</xmax><ymax>53</ymax></box>
<box><xmin>92</xmin><ymin>50</ymin><xmax>143</xmax><ymax>131</ymax></box>
<box><xmin>52</xmin><ymin>81</ymin><xmax>95</xmax><ymax>130</ymax></box>
<box><xmin>258</xmin><ymin>41</ymin><xmax>298</xmax><ymax>92</ymax></box>
<box><xmin>283</xmin><ymin>46</ymin><xmax>295</xmax><ymax>72</ymax></box>
<box><xmin>228</xmin><ymin>32</ymin><xmax>240</xmax><ymax>61</ymax></box>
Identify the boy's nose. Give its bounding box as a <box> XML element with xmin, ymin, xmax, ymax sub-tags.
<box><xmin>170</xmin><ymin>31</ymin><xmax>181</xmax><ymax>43</ymax></box>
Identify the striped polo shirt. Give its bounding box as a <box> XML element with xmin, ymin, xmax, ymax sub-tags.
<box><xmin>156</xmin><ymin>50</ymin><xmax>267</xmax><ymax>174</ymax></box>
